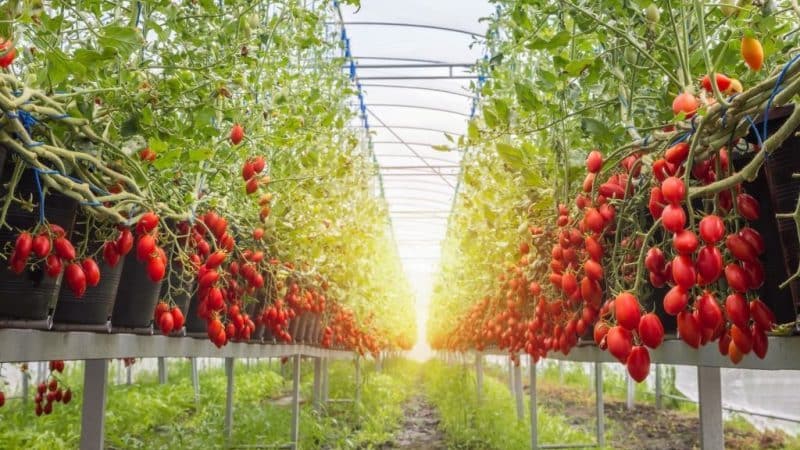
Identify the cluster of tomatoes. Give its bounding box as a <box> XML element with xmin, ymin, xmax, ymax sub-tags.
<box><xmin>34</xmin><ymin>360</ymin><xmax>72</xmax><ymax>417</ymax></box>
<box><xmin>10</xmin><ymin>224</ymin><xmax>101</xmax><ymax>298</ymax></box>
<box><xmin>133</xmin><ymin>211</ymin><xmax>168</xmax><ymax>282</ymax></box>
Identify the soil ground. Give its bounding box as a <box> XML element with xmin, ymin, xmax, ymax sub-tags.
<box><xmin>380</xmin><ymin>395</ymin><xmax>447</xmax><ymax>450</ymax></box>
<box><xmin>533</xmin><ymin>379</ymin><xmax>790</xmax><ymax>450</ymax></box>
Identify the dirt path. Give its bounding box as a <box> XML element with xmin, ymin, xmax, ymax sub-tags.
<box><xmin>381</xmin><ymin>395</ymin><xmax>447</xmax><ymax>449</ymax></box>
<box><xmin>534</xmin><ymin>381</ymin><xmax>789</xmax><ymax>450</ymax></box>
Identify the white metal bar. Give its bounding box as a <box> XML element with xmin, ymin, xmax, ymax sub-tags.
<box><xmin>321</xmin><ymin>358</ymin><xmax>329</xmax><ymax>404</ymax></box>
<box><xmin>507</xmin><ymin>358</ymin><xmax>514</xmax><ymax>391</ymax></box>
<box><xmin>126</xmin><ymin>364</ymin><xmax>132</xmax><ymax>385</ymax></box>
<box><xmin>224</xmin><ymin>358</ymin><xmax>234</xmax><ymax>442</ymax></box>
<box><xmin>0</xmin><ymin>330</ymin><xmax>355</xmax><ymax>362</ymax></box>
<box><xmin>191</xmin><ymin>357</ymin><xmax>200</xmax><ymax>404</ymax></box>
<box><xmin>290</xmin><ymin>355</ymin><xmax>301</xmax><ymax>449</ymax></box>
<box><xmin>529</xmin><ymin>358</ymin><xmax>537</xmax><ymax>450</ymax></box>
<box><xmin>475</xmin><ymin>353</ymin><xmax>483</xmax><ymax>404</ymax></box>
<box><xmin>158</xmin><ymin>357</ymin><xmax>167</xmax><ymax>384</ymax></box>
<box><xmin>655</xmin><ymin>364</ymin><xmax>662</xmax><ymax>409</ymax></box>
<box><xmin>354</xmin><ymin>356</ymin><xmax>361</xmax><ymax>405</ymax></box>
<box><xmin>80</xmin><ymin>359</ymin><xmax>108</xmax><ymax>450</ymax></box>
<box><xmin>21</xmin><ymin>368</ymin><xmax>28</xmax><ymax>404</ymax></box>
<box><xmin>698</xmin><ymin>366</ymin><xmax>724</xmax><ymax>450</ymax></box>
<box><xmin>595</xmin><ymin>363</ymin><xmax>605</xmax><ymax>448</ymax></box>
<box><xmin>626</xmin><ymin>374</ymin><xmax>635</xmax><ymax>410</ymax></box>
<box><xmin>313</xmin><ymin>358</ymin><xmax>322</xmax><ymax>412</ymax></box>
<box><xmin>514</xmin><ymin>362</ymin><xmax>524</xmax><ymax>421</ymax></box>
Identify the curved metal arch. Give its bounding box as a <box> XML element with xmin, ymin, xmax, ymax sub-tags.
<box><xmin>376</xmin><ymin>154</ymin><xmax>461</xmax><ymax>164</ymax></box>
<box><xmin>352</xmin><ymin>56</ymin><xmax>447</xmax><ymax>64</ymax></box>
<box><xmin>373</xmin><ymin>141</ymin><xmax>464</xmax><ymax>149</ymax></box>
<box><xmin>370</xmin><ymin>125</ymin><xmax>464</xmax><ymax>135</ymax></box>
<box><xmin>368</xmin><ymin>103</ymin><xmax>470</xmax><ymax>117</ymax></box>
<box><xmin>333</xmin><ymin>21</ymin><xmax>487</xmax><ymax>39</ymax></box>
<box><xmin>359</xmin><ymin>83</ymin><xmax>474</xmax><ymax>99</ymax></box>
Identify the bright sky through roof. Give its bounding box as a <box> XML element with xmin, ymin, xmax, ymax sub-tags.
<box><xmin>340</xmin><ymin>0</ymin><xmax>494</xmax><ymax>360</ymax></box>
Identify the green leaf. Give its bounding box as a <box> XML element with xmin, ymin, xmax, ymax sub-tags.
<box><xmin>514</xmin><ymin>82</ymin><xmax>539</xmax><ymax>112</ymax></box>
<box><xmin>564</xmin><ymin>57</ymin><xmax>595</xmax><ymax>76</ymax></box>
<box><xmin>98</xmin><ymin>25</ymin><xmax>142</xmax><ymax>59</ymax></box>
<box><xmin>580</xmin><ymin>117</ymin><xmax>610</xmax><ymax>137</ymax></box>
<box><xmin>467</xmin><ymin>120</ymin><xmax>480</xmax><ymax>140</ymax></box>
<box><xmin>493</xmin><ymin>98</ymin><xmax>510</xmax><ymax>126</ymax></box>
<box><xmin>484</xmin><ymin>109</ymin><xmax>498</xmax><ymax>128</ymax></box>
<box><xmin>188</xmin><ymin>148</ymin><xmax>213</xmax><ymax>161</ymax></box>
<box><xmin>431</xmin><ymin>145</ymin><xmax>451</xmax><ymax>152</ymax></box>
<box><xmin>496</xmin><ymin>143</ymin><xmax>522</xmax><ymax>169</ymax></box>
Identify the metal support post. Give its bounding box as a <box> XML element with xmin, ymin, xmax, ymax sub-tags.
<box><xmin>698</xmin><ymin>366</ymin><xmax>723</xmax><ymax>450</ymax></box>
<box><xmin>558</xmin><ymin>360</ymin><xmax>564</xmax><ymax>384</ymax></box>
<box><xmin>475</xmin><ymin>353</ymin><xmax>483</xmax><ymax>404</ymax></box>
<box><xmin>529</xmin><ymin>357</ymin><xmax>537</xmax><ymax>450</ymax></box>
<box><xmin>126</xmin><ymin>364</ymin><xmax>132</xmax><ymax>385</ymax></box>
<box><xmin>514</xmin><ymin>361</ymin><xmax>524</xmax><ymax>421</ymax></box>
<box><xmin>80</xmin><ymin>359</ymin><xmax>108</xmax><ymax>450</ymax></box>
<box><xmin>655</xmin><ymin>364</ymin><xmax>662</xmax><ymax>409</ymax></box>
<box><xmin>355</xmin><ymin>356</ymin><xmax>361</xmax><ymax>405</ymax></box>
<box><xmin>224</xmin><ymin>358</ymin><xmax>234</xmax><ymax>442</ymax></box>
<box><xmin>21</xmin><ymin>368</ymin><xmax>28</xmax><ymax>405</ymax></box>
<box><xmin>375</xmin><ymin>352</ymin><xmax>382</xmax><ymax>373</ymax></box>
<box><xmin>158</xmin><ymin>357</ymin><xmax>167</xmax><ymax>384</ymax></box>
<box><xmin>595</xmin><ymin>362</ymin><xmax>605</xmax><ymax>448</ymax></box>
<box><xmin>626</xmin><ymin>373</ymin><xmax>635</xmax><ymax>410</ymax></box>
<box><xmin>191</xmin><ymin>357</ymin><xmax>200</xmax><ymax>403</ymax></box>
<box><xmin>313</xmin><ymin>357</ymin><xmax>322</xmax><ymax>412</ymax></box>
<box><xmin>290</xmin><ymin>355</ymin><xmax>302</xmax><ymax>450</ymax></box>
<box><xmin>508</xmin><ymin>358</ymin><xmax>514</xmax><ymax>391</ymax></box>
<box><xmin>321</xmin><ymin>358</ymin><xmax>329</xmax><ymax>404</ymax></box>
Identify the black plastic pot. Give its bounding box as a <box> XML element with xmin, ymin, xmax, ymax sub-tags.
<box><xmin>185</xmin><ymin>290</ymin><xmax>206</xmax><ymax>334</ymax></box>
<box><xmin>0</xmin><ymin>148</ymin><xmax>78</xmax><ymax>325</ymax></box>
<box><xmin>53</xmin><ymin>232</ymin><xmax>125</xmax><ymax>326</ymax></box>
<box><xmin>742</xmin><ymin>105</ymin><xmax>799</xmax><ymax>326</ymax></box>
<box><xmin>159</xmin><ymin>260</ymin><xmax>194</xmax><ymax>316</ymax></box>
<box><xmin>111</xmin><ymin>250</ymin><xmax>164</xmax><ymax>330</ymax></box>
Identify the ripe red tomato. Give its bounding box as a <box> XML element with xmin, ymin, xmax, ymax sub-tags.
<box><xmin>736</xmin><ymin>193</ymin><xmax>760</xmax><ymax>221</ymax></box>
<box><xmin>54</xmin><ymin>237</ymin><xmax>76</xmax><ymax>261</ymax></box>
<box><xmin>586</xmin><ymin>150</ymin><xmax>603</xmax><ymax>173</ymax></box>
<box><xmin>584</xmin><ymin>208</ymin><xmax>605</xmax><ymax>233</ymax></box>
<box><xmin>584</xmin><ymin>259</ymin><xmax>603</xmax><ymax>281</ymax></box>
<box><xmin>561</xmin><ymin>272</ymin><xmax>578</xmax><ymax>295</ymax></box>
<box><xmin>205</xmin><ymin>250</ymin><xmax>227</xmax><ymax>269</ymax></box>
<box><xmin>606</xmin><ymin>325</ymin><xmax>632</xmax><ymax>361</ymax></box>
<box><xmin>699</xmin><ymin>215</ymin><xmax>725</xmax><ymax>244</ymax></box>
<box><xmin>245</xmin><ymin>177</ymin><xmax>259</xmax><ymax>194</ymax></box>
<box><xmin>645</xmin><ymin>247</ymin><xmax>666</xmax><ymax>275</ymax></box>
<box><xmin>146</xmin><ymin>256</ymin><xmax>166</xmax><ymax>282</ymax></box>
<box><xmin>672</xmin><ymin>92</ymin><xmax>698</xmax><ymax>117</ymax></box>
<box><xmin>136</xmin><ymin>234</ymin><xmax>156</xmax><ymax>261</ymax></box>
<box><xmin>661</xmin><ymin>204</ymin><xmax>686</xmax><ymax>233</ymax></box>
<box><xmin>697</xmin><ymin>291</ymin><xmax>723</xmax><ymax>330</ymax></box>
<box><xmin>585</xmin><ymin>236</ymin><xmax>604</xmax><ymax>261</ymax></box>
<box><xmin>738</xmin><ymin>227</ymin><xmax>765</xmax><ymax>255</ymax></box>
<box><xmin>171</xmin><ymin>307</ymin><xmax>185</xmax><ymax>330</ymax></box>
<box><xmin>45</xmin><ymin>254</ymin><xmax>62</xmax><ymax>277</ymax></box>
<box><xmin>138</xmin><ymin>147</ymin><xmax>156</xmax><ymax>162</ymax></box>
<box><xmin>614</xmin><ymin>292</ymin><xmax>641</xmax><ymax>330</ymax></box>
<box><xmin>81</xmin><ymin>258</ymin><xmax>101</xmax><ymax>287</ymax></box>
<box><xmin>103</xmin><ymin>241</ymin><xmax>120</xmax><ymax>267</ymax></box>
<box><xmin>665</xmin><ymin>142</ymin><xmax>690</xmax><ymax>165</ymax></box>
<box><xmin>742</xmin><ymin>260</ymin><xmax>765</xmax><ymax>289</ymax></box>
<box><xmin>230</xmin><ymin>123</ymin><xmax>244</xmax><ymax>145</ymax></box>
<box><xmin>672</xmin><ymin>229</ymin><xmax>699</xmax><ymax>255</ymax></box>
<box><xmin>626</xmin><ymin>346</ymin><xmax>651</xmax><ymax>382</ymax></box>
<box><xmin>729</xmin><ymin>340</ymin><xmax>744</xmax><ymax>364</ymax></box>
<box><xmin>116</xmin><ymin>228</ymin><xmax>134</xmax><ymax>255</ymax></box>
<box><xmin>638</xmin><ymin>313</ymin><xmax>664</xmax><ymax>349</ymax></box>
<box><xmin>31</xmin><ymin>233</ymin><xmax>51</xmax><ymax>258</ymax></box>
<box><xmin>749</xmin><ymin>299</ymin><xmax>775</xmax><ymax>331</ymax></box>
<box><xmin>724</xmin><ymin>263</ymin><xmax>749</xmax><ymax>292</ymax></box>
<box><xmin>695</xmin><ymin>245</ymin><xmax>723</xmax><ymax>284</ymax></box>
<box><xmin>671</xmin><ymin>255</ymin><xmax>696</xmax><ymax>289</ymax></box>
<box><xmin>724</xmin><ymin>293</ymin><xmax>750</xmax><ymax>329</ymax></box>
<box><xmin>65</xmin><ymin>263</ymin><xmax>87</xmax><ymax>298</ymax></box>
<box><xmin>725</xmin><ymin>234</ymin><xmax>757</xmax><ymax>262</ymax></box>
<box><xmin>677</xmin><ymin>311</ymin><xmax>701</xmax><ymax>348</ymax></box>
<box><xmin>136</xmin><ymin>212</ymin><xmax>159</xmax><ymax>235</ymax></box>
<box><xmin>661</xmin><ymin>177</ymin><xmax>686</xmax><ymax>204</ymax></box>
<box><xmin>730</xmin><ymin>324</ymin><xmax>752</xmax><ymax>354</ymax></box>
<box><xmin>242</xmin><ymin>162</ymin><xmax>255</xmax><ymax>181</ymax></box>
<box><xmin>593</xmin><ymin>322</ymin><xmax>609</xmax><ymax>347</ymax></box>
<box><xmin>751</xmin><ymin>325</ymin><xmax>768</xmax><ymax>359</ymax></box>
<box><xmin>701</xmin><ymin>73</ymin><xmax>732</xmax><ymax>92</ymax></box>
<box><xmin>251</xmin><ymin>156</ymin><xmax>266</xmax><ymax>173</ymax></box>
<box><xmin>663</xmin><ymin>285</ymin><xmax>689</xmax><ymax>315</ymax></box>
<box><xmin>0</xmin><ymin>45</ymin><xmax>16</xmax><ymax>69</ymax></box>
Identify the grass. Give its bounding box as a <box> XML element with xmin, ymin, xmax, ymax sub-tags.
<box><xmin>422</xmin><ymin>360</ymin><xmax>596</xmax><ymax>449</ymax></box>
<box><xmin>0</xmin><ymin>357</ymin><xmax>417</xmax><ymax>450</ymax></box>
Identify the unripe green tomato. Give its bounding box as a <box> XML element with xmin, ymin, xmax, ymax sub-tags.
<box><xmin>624</xmin><ymin>47</ymin><xmax>638</xmax><ymax>65</ymax></box>
<box><xmin>720</xmin><ymin>0</ymin><xmax>737</xmax><ymax>16</ymax></box>
<box><xmin>645</xmin><ymin>4</ymin><xmax>660</xmax><ymax>23</ymax></box>
<box><xmin>247</xmin><ymin>13</ymin><xmax>260</xmax><ymax>29</ymax></box>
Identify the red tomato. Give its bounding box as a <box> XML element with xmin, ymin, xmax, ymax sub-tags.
<box><xmin>665</xmin><ymin>142</ymin><xmax>690</xmax><ymax>165</ymax></box>
<box><xmin>614</xmin><ymin>292</ymin><xmax>641</xmax><ymax>330</ymax></box>
<box><xmin>136</xmin><ymin>234</ymin><xmax>156</xmax><ymax>261</ymax></box>
<box><xmin>45</xmin><ymin>254</ymin><xmax>62</xmax><ymax>277</ymax></box>
<box><xmin>699</xmin><ymin>215</ymin><xmax>725</xmax><ymax>244</ymax></box>
<box><xmin>606</xmin><ymin>326</ymin><xmax>632</xmax><ymax>361</ymax></box>
<box><xmin>645</xmin><ymin>247</ymin><xmax>666</xmax><ymax>275</ymax></box>
<box><xmin>661</xmin><ymin>177</ymin><xmax>686</xmax><ymax>204</ymax></box>
<box><xmin>697</xmin><ymin>291</ymin><xmax>723</xmax><ymax>330</ymax></box>
<box><xmin>724</xmin><ymin>263</ymin><xmax>749</xmax><ymax>292</ymax></box>
<box><xmin>749</xmin><ymin>299</ymin><xmax>775</xmax><ymax>331</ymax></box>
<box><xmin>54</xmin><ymin>237</ymin><xmax>76</xmax><ymax>261</ymax></box>
<box><xmin>103</xmin><ymin>241</ymin><xmax>120</xmax><ymax>267</ymax></box>
<box><xmin>638</xmin><ymin>313</ymin><xmax>664</xmax><ymax>349</ymax></box>
<box><xmin>736</xmin><ymin>193</ymin><xmax>760</xmax><ymax>220</ymax></box>
<box><xmin>738</xmin><ymin>227</ymin><xmax>765</xmax><ymax>255</ymax></box>
<box><xmin>695</xmin><ymin>245</ymin><xmax>723</xmax><ymax>284</ymax></box>
<box><xmin>724</xmin><ymin>293</ymin><xmax>750</xmax><ymax>329</ymax></box>
<box><xmin>673</xmin><ymin>229</ymin><xmax>699</xmax><ymax>255</ymax></box>
<box><xmin>626</xmin><ymin>346</ymin><xmax>651</xmax><ymax>382</ymax></box>
<box><xmin>116</xmin><ymin>228</ymin><xmax>134</xmax><ymax>255</ymax></box>
<box><xmin>725</xmin><ymin>234</ymin><xmax>758</xmax><ymax>262</ymax></box>
<box><xmin>751</xmin><ymin>325</ymin><xmax>768</xmax><ymax>359</ymax></box>
<box><xmin>671</xmin><ymin>255</ymin><xmax>696</xmax><ymax>289</ymax></box>
<box><xmin>661</xmin><ymin>204</ymin><xmax>686</xmax><ymax>233</ymax></box>
<box><xmin>672</xmin><ymin>92</ymin><xmax>698</xmax><ymax>117</ymax></box>
<box><xmin>586</xmin><ymin>150</ymin><xmax>603</xmax><ymax>173</ymax></box>
<box><xmin>230</xmin><ymin>123</ymin><xmax>244</xmax><ymax>145</ymax></box>
<box><xmin>81</xmin><ymin>258</ymin><xmax>101</xmax><ymax>287</ymax></box>
<box><xmin>136</xmin><ymin>212</ymin><xmax>159</xmax><ymax>235</ymax></box>
<box><xmin>663</xmin><ymin>285</ymin><xmax>689</xmax><ymax>315</ymax></box>
<box><xmin>700</xmin><ymin>73</ymin><xmax>732</xmax><ymax>92</ymax></box>
<box><xmin>146</xmin><ymin>256</ymin><xmax>166</xmax><ymax>282</ymax></box>
<box><xmin>65</xmin><ymin>263</ymin><xmax>87</xmax><ymax>298</ymax></box>
<box><xmin>584</xmin><ymin>259</ymin><xmax>603</xmax><ymax>281</ymax></box>
<box><xmin>730</xmin><ymin>324</ymin><xmax>752</xmax><ymax>354</ymax></box>
<box><xmin>677</xmin><ymin>311</ymin><xmax>701</xmax><ymax>348</ymax></box>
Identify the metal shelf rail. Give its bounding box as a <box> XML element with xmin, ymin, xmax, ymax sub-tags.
<box><xmin>460</xmin><ymin>336</ymin><xmax>800</xmax><ymax>450</ymax></box>
<box><xmin>0</xmin><ymin>329</ymin><xmax>357</xmax><ymax>450</ymax></box>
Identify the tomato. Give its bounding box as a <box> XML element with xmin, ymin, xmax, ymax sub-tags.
<box><xmin>638</xmin><ymin>313</ymin><xmax>664</xmax><ymax>349</ymax></box>
<box><xmin>751</xmin><ymin>324</ymin><xmax>768</xmax><ymax>359</ymax></box>
<box><xmin>697</xmin><ymin>291</ymin><xmax>723</xmax><ymax>330</ymax></box>
<box><xmin>672</xmin><ymin>92</ymin><xmax>698</xmax><ymax>118</ymax></box>
<box><xmin>606</xmin><ymin>325</ymin><xmax>632</xmax><ymax>361</ymax></box>
<box><xmin>116</xmin><ymin>228</ymin><xmax>134</xmax><ymax>255</ymax></box>
<box><xmin>729</xmin><ymin>340</ymin><xmax>744</xmax><ymax>364</ymax></box>
<box><xmin>661</xmin><ymin>204</ymin><xmax>686</xmax><ymax>233</ymax></box>
<box><xmin>724</xmin><ymin>263</ymin><xmax>749</xmax><ymax>292</ymax></box>
<box><xmin>586</xmin><ymin>150</ymin><xmax>603</xmax><ymax>173</ymax></box>
<box><xmin>585</xmin><ymin>236</ymin><xmax>604</xmax><ymax>261</ymax></box>
<box><xmin>738</xmin><ymin>227</ymin><xmax>765</xmax><ymax>255</ymax></box>
<box><xmin>154</xmin><ymin>301</ymin><xmax>170</xmax><ymax>321</ymax></box>
<box><xmin>45</xmin><ymin>254</ymin><xmax>62</xmax><ymax>277</ymax></box>
<box><xmin>741</xmin><ymin>36</ymin><xmax>763</xmax><ymax>71</ymax></box>
<box><xmin>136</xmin><ymin>234</ymin><xmax>157</xmax><ymax>261</ymax></box>
<box><xmin>599</xmin><ymin>182</ymin><xmax>625</xmax><ymax>199</ymax></box>
<box><xmin>718</xmin><ymin>329</ymin><xmax>732</xmax><ymax>356</ymax></box>
<box><xmin>205</xmin><ymin>250</ymin><xmax>227</xmax><ymax>269</ymax></box>
<box><xmin>561</xmin><ymin>272</ymin><xmax>578</xmax><ymax>295</ymax></box>
<box><xmin>31</xmin><ymin>233</ymin><xmax>51</xmax><ymax>258</ymax></box>
<box><xmin>251</xmin><ymin>156</ymin><xmax>266</xmax><ymax>173</ymax></box>
<box><xmin>582</xmin><ymin>208</ymin><xmax>603</xmax><ymax>233</ymax></box>
<box><xmin>81</xmin><ymin>258</ymin><xmax>101</xmax><ymax>287</ymax></box>
<box><xmin>53</xmin><ymin>237</ymin><xmax>75</xmax><ymax>261</ymax></box>
<box><xmin>730</xmin><ymin>324</ymin><xmax>752</xmax><ymax>354</ymax></box>
<box><xmin>660</xmin><ymin>177</ymin><xmax>685</xmax><ymax>204</ymax></box>
<box><xmin>645</xmin><ymin>247</ymin><xmax>666</xmax><ymax>275</ymax></box>
<box><xmin>230</xmin><ymin>123</ymin><xmax>244</xmax><ymax>145</ymax></box>
<box><xmin>614</xmin><ymin>292</ymin><xmax>641</xmax><ymax>330</ymax></box>
<box><xmin>699</xmin><ymin>215</ymin><xmax>725</xmax><ymax>244</ymax></box>
<box><xmin>206</xmin><ymin>287</ymin><xmax>224</xmax><ymax>310</ymax></box>
<box><xmin>146</xmin><ymin>256</ymin><xmax>166</xmax><ymax>282</ymax></box>
<box><xmin>649</xmin><ymin>271</ymin><xmax>666</xmax><ymax>288</ymax></box>
<box><xmin>0</xmin><ymin>43</ymin><xmax>16</xmax><ymax>68</ymax></box>
<box><xmin>626</xmin><ymin>346</ymin><xmax>650</xmax><ymax>382</ymax></box>
<box><xmin>584</xmin><ymin>259</ymin><xmax>603</xmax><ymax>281</ymax></box>
<box><xmin>663</xmin><ymin>285</ymin><xmax>689</xmax><ymax>315</ymax></box>
<box><xmin>136</xmin><ymin>211</ymin><xmax>159</xmax><ymax>235</ymax></box>
<box><xmin>677</xmin><ymin>311</ymin><xmax>701</xmax><ymax>348</ymax></box>
<box><xmin>138</xmin><ymin>148</ymin><xmax>156</xmax><ymax>162</ymax></box>
<box><xmin>199</xmin><ymin>270</ymin><xmax>219</xmax><ymax>289</ymax></box>
<box><xmin>65</xmin><ymin>263</ymin><xmax>87</xmax><ymax>298</ymax></box>
<box><xmin>158</xmin><ymin>311</ymin><xmax>174</xmax><ymax>335</ymax></box>
<box><xmin>749</xmin><ymin>299</ymin><xmax>775</xmax><ymax>331</ymax></box>
<box><xmin>736</xmin><ymin>193</ymin><xmax>760</xmax><ymax>221</ymax></box>
<box><xmin>725</xmin><ymin>234</ymin><xmax>757</xmax><ymax>262</ymax></box>
<box><xmin>103</xmin><ymin>241</ymin><xmax>120</xmax><ymax>267</ymax></box>
<box><xmin>672</xmin><ymin>229</ymin><xmax>698</xmax><ymax>255</ymax></box>
<box><xmin>665</xmin><ymin>142</ymin><xmax>690</xmax><ymax>165</ymax></box>
<box><xmin>700</xmin><ymin>73</ymin><xmax>732</xmax><ymax>92</ymax></box>
<box><xmin>724</xmin><ymin>293</ymin><xmax>749</xmax><ymax>329</ymax></box>
<box><xmin>695</xmin><ymin>245</ymin><xmax>723</xmax><ymax>284</ymax></box>
<box><xmin>742</xmin><ymin>260</ymin><xmax>765</xmax><ymax>289</ymax></box>
<box><xmin>62</xmin><ymin>389</ymin><xmax>72</xmax><ymax>404</ymax></box>
<box><xmin>671</xmin><ymin>255</ymin><xmax>696</xmax><ymax>289</ymax></box>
